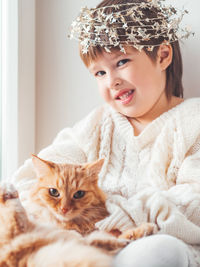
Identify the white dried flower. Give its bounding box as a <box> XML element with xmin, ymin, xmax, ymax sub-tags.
<box><xmin>69</xmin><ymin>0</ymin><xmax>194</xmax><ymax>54</ymax></box>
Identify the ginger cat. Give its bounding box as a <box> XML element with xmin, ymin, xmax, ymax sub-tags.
<box><xmin>30</xmin><ymin>155</ymin><xmax>157</xmax><ymax>239</ymax></box>
<box><xmin>0</xmin><ymin>183</ymin><xmax>128</xmax><ymax>267</ymax></box>
<box><xmin>0</xmin><ymin>157</ymin><xmax>156</xmax><ymax>266</ymax></box>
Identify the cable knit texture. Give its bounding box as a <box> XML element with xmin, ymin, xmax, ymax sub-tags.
<box><xmin>12</xmin><ymin>98</ymin><xmax>200</xmax><ymax>265</ymax></box>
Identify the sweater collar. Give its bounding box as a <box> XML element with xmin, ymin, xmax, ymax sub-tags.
<box><xmin>108</xmin><ymin>99</ymin><xmax>189</xmax><ymax>150</ymax></box>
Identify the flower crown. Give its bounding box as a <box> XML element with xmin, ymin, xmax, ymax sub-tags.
<box><xmin>69</xmin><ymin>0</ymin><xmax>193</xmax><ymax>53</ymax></box>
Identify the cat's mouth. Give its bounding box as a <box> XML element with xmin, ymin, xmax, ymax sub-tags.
<box><xmin>61</xmin><ymin>211</ymin><xmax>79</xmax><ymax>221</ymax></box>
<box><xmin>51</xmin><ymin>209</ymin><xmax>75</xmax><ymax>222</ymax></box>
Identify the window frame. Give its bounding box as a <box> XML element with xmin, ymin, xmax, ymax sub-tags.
<box><xmin>1</xmin><ymin>0</ymin><xmax>35</xmax><ymax>179</ymax></box>
<box><xmin>1</xmin><ymin>0</ymin><xmax>18</xmax><ymax>179</ymax></box>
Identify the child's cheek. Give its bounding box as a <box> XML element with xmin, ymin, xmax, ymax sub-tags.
<box><xmin>98</xmin><ymin>87</ymin><xmax>111</xmax><ymax>102</ymax></box>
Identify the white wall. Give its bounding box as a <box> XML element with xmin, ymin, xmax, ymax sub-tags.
<box><xmin>36</xmin><ymin>0</ymin><xmax>101</xmax><ymax>153</ymax></box>
<box><xmin>35</xmin><ymin>0</ymin><xmax>200</xmax><ymax>154</ymax></box>
<box><xmin>18</xmin><ymin>0</ymin><xmax>35</xmax><ymax>165</ymax></box>
<box><xmin>180</xmin><ymin>0</ymin><xmax>200</xmax><ymax>98</ymax></box>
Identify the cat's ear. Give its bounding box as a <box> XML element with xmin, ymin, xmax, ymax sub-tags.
<box><xmin>85</xmin><ymin>159</ymin><xmax>104</xmax><ymax>180</ymax></box>
<box><xmin>31</xmin><ymin>154</ymin><xmax>52</xmax><ymax>178</ymax></box>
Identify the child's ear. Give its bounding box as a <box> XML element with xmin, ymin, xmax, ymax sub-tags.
<box><xmin>31</xmin><ymin>154</ymin><xmax>52</xmax><ymax>178</ymax></box>
<box><xmin>157</xmin><ymin>43</ymin><xmax>173</xmax><ymax>70</ymax></box>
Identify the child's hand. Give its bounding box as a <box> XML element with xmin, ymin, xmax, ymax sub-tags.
<box><xmin>95</xmin><ymin>211</ymin><xmax>134</xmax><ymax>237</ymax></box>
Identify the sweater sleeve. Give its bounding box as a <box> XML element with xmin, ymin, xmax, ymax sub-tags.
<box><xmin>11</xmin><ymin>106</ymin><xmax>104</xmax><ymax>203</ymax></box>
<box><xmin>97</xmin><ymin>149</ymin><xmax>200</xmax><ymax>245</ymax></box>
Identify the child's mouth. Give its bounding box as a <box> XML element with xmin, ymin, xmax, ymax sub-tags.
<box><xmin>115</xmin><ymin>89</ymin><xmax>134</xmax><ymax>104</ymax></box>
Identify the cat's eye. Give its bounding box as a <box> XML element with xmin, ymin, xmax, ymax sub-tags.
<box><xmin>49</xmin><ymin>188</ymin><xmax>60</xmax><ymax>197</ymax></box>
<box><xmin>73</xmin><ymin>190</ymin><xmax>85</xmax><ymax>199</ymax></box>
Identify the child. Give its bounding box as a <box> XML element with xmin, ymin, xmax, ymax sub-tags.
<box><xmin>12</xmin><ymin>0</ymin><xmax>200</xmax><ymax>266</ymax></box>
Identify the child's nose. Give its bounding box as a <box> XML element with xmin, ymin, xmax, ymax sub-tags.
<box><xmin>108</xmin><ymin>76</ymin><xmax>122</xmax><ymax>89</ymax></box>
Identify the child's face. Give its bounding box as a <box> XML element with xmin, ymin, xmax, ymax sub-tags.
<box><xmin>88</xmin><ymin>47</ymin><xmax>167</xmax><ymax>121</ymax></box>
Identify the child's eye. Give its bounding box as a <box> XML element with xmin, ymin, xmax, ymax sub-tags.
<box><xmin>95</xmin><ymin>70</ymin><xmax>106</xmax><ymax>77</ymax></box>
<box><xmin>117</xmin><ymin>59</ymin><xmax>130</xmax><ymax>67</ymax></box>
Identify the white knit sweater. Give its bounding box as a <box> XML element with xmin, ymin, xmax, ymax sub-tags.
<box><xmin>12</xmin><ymin>98</ymin><xmax>200</xmax><ymax>265</ymax></box>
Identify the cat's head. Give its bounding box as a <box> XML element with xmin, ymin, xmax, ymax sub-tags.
<box><xmin>31</xmin><ymin>155</ymin><xmax>105</xmax><ymax>221</ymax></box>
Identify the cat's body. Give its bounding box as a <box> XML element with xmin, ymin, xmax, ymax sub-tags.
<box><xmin>30</xmin><ymin>155</ymin><xmax>158</xmax><ymax>239</ymax></box>
<box><xmin>0</xmin><ymin>183</ymin><xmax>127</xmax><ymax>267</ymax></box>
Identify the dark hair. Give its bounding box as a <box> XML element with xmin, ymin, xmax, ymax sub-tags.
<box><xmin>79</xmin><ymin>0</ymin><xmax>184</xmax><ymax>99</ymax></box>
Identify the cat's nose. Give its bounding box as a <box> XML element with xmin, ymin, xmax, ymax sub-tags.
<box><xmin>61</xmin><ymin>207</ymin><xmax>69</xmax><ymax>214</ymax></box>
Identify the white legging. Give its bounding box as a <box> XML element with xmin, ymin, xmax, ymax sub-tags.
<box><xmin>113</xmin><ymin>234</ymin><xmax>189</xmax><ymax>267</ymax></box>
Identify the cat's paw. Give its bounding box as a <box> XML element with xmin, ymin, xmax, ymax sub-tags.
<box><xmin>86</xmin><ymin>230</ymin><xmax>129</xmax><ymax>252</ymax></box>
<box><xmin>119</xmin><ymin>223</ymin><xmax>158</xmax><ymax>240</ymax></box>
<box><xmin>0</xmin><ymin>183</ymin><xmax>18</xmax><ymax>203</ymax></box>
<box><xmin>89</xmin><ymin>238</ymin><xmax>129</xmax><ymax>251</ymax></box>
